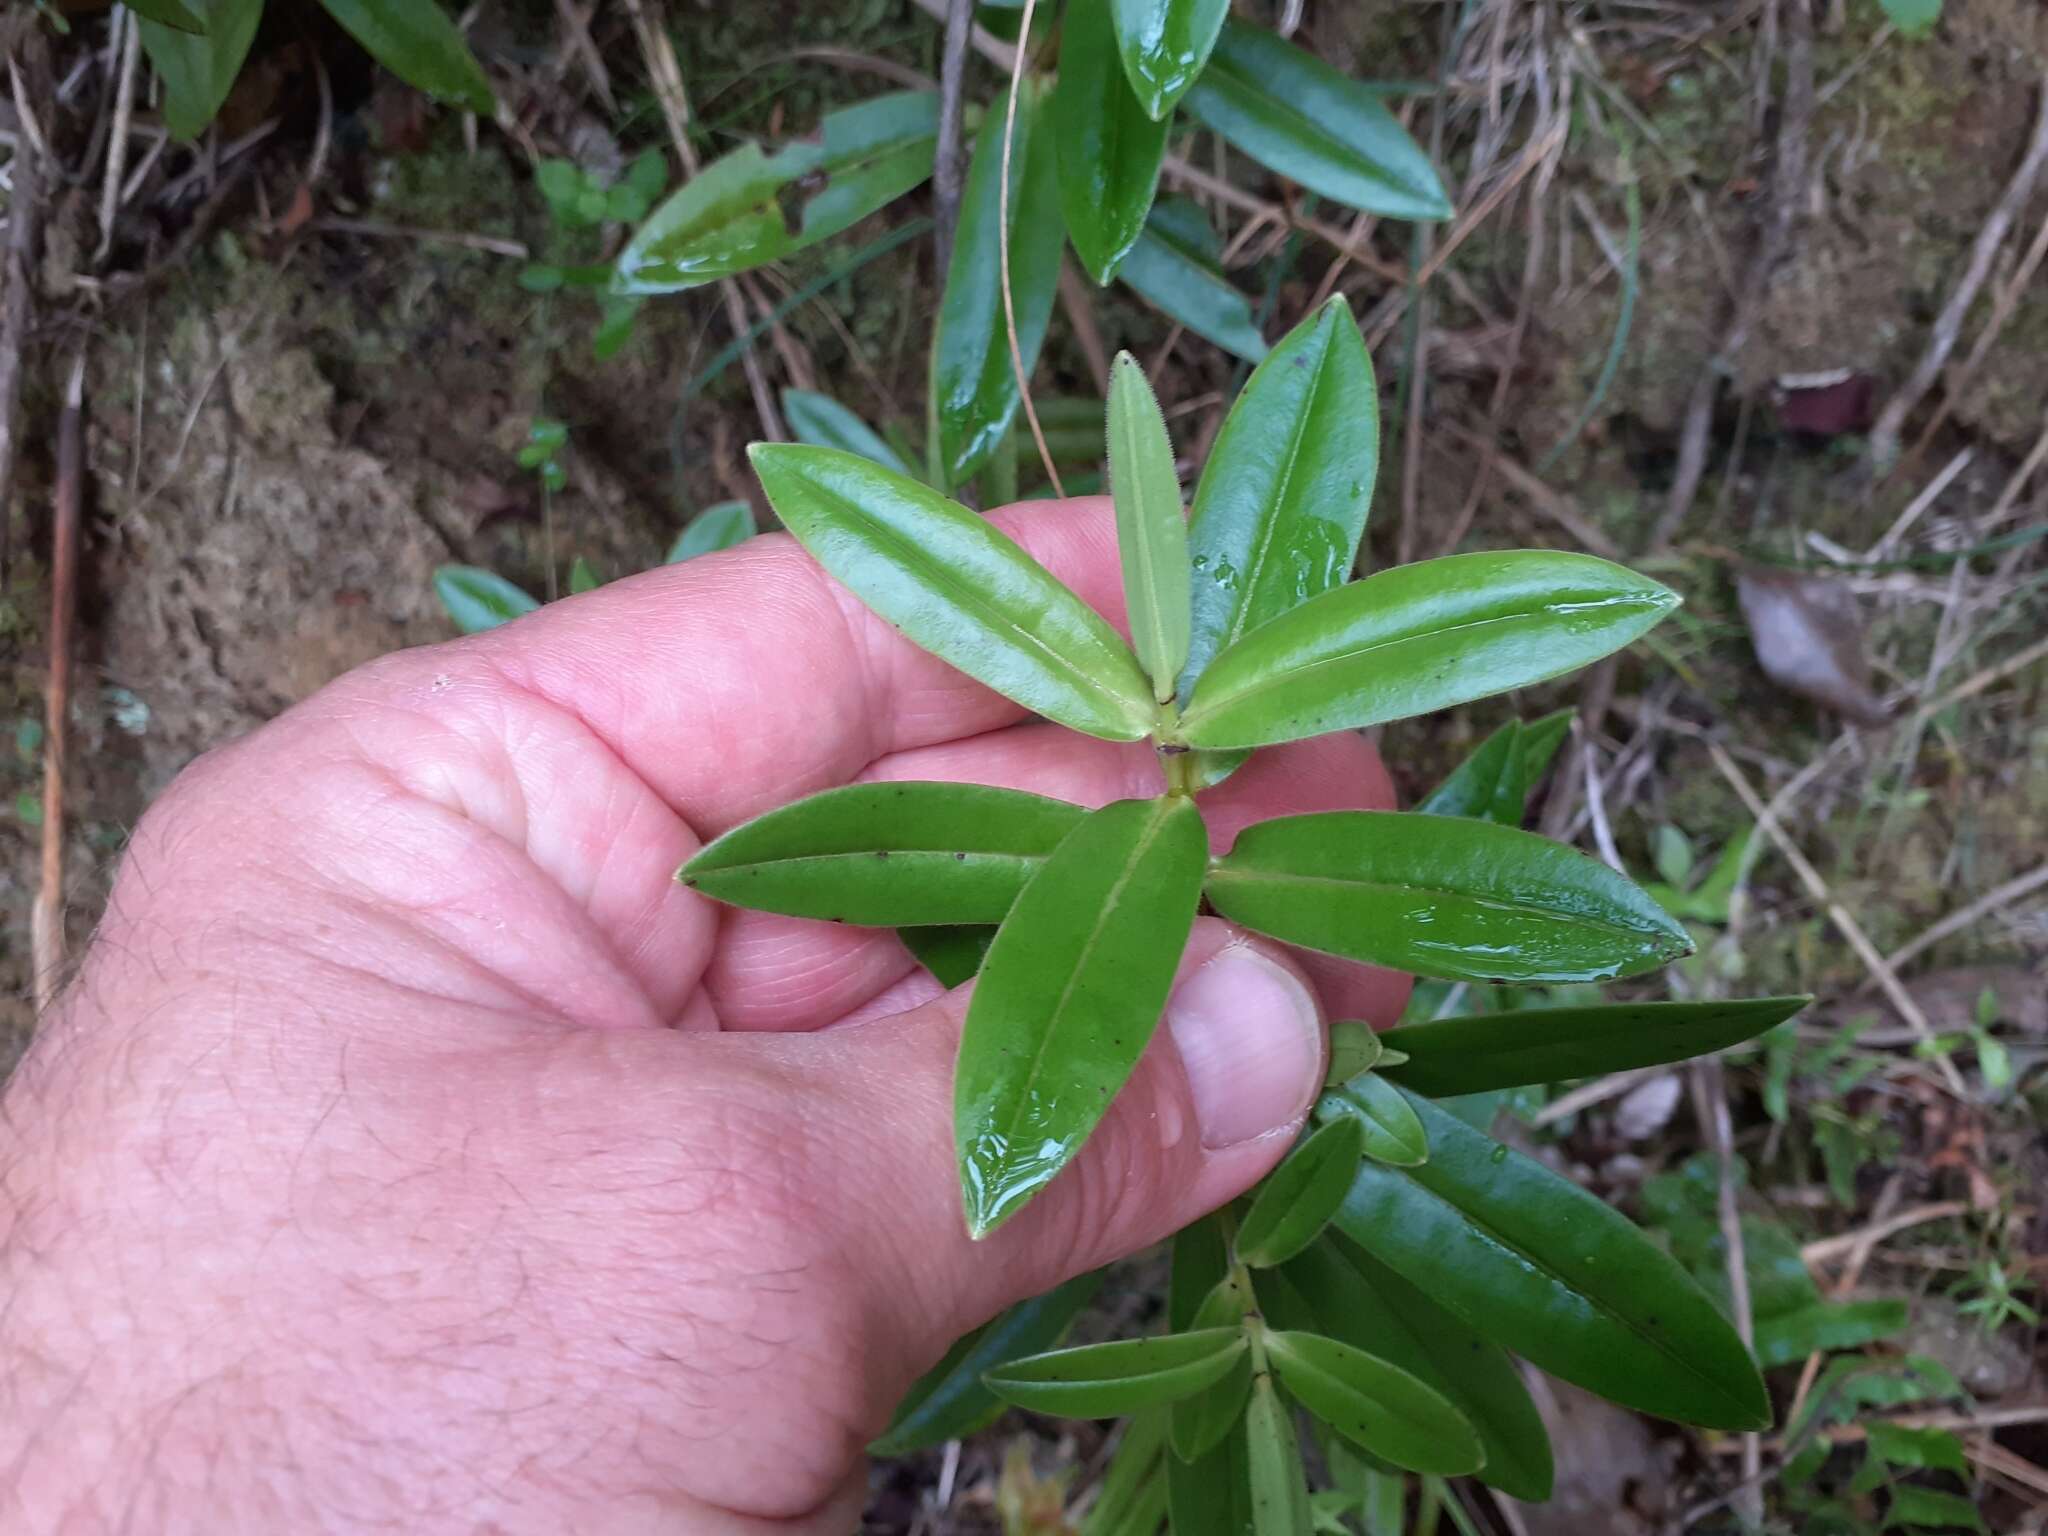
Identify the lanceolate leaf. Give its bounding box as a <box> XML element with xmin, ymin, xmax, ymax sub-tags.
<box><xmin>1183</xmin><ymin>23</ymin><xmax>1450</xmax><ymax>221</ymax></box>
<box><xmin>123</xmin><ymin>0</ymin><xmax>206</xmax><ymax>32</ymax></box>
<box><xmin>1057</xmin><ymin>0</ymin><xmax>1171</xmax><ymax>283</ymax></box>
<box><xmin>616</xmin><ymin>93</ymin><xmax>938</xmax><ymax>294</ymax></box>
<box><xmin>1244</xmin><ymin>1375</ymin><xmax>1312</xmax><ymax>1536</ymax></box>
<box><xmin>1379</xmin><ymin>996</ymin><xmax>1813</xmax><ymax>1098</ymax></box>
<box><xmin>871</xmin><ymin>1271</ymin><xmax>1103</xmax><ymax>1454</ymax></box>
<box><xmin>1168</xmin><ymin>1421</ymin><xmax>1255</xmax><ymax>1536</ymax></box>
<box><xmin>1118</xmin><ymin>228</ymin><xmax>1270</xmax><ymax>364</ymax></box>
<box><xmin>985</xmin><ymin>1328</ymin><xmax>1248</xmax><ymax>1416</ymax></box>
<box><xmin>1417</xmin><ymin>708</ymin><xmax>1573</xmax><ymax>824</ymax></box>
<box><xmin>1173</xmin><ymin>1278</ymin><xmax>1254</xmax><ymax>1460</ymax></box>
<box><xmin>1178</xmin><ymin>552</ymin><xmax>1680</xmax><ymax>750</ymax></box>
<box><xmin>750</xmin><ymin>445</ymin><xmax>1156</xmax><ymax>741</ymax></box>
<box><xmin>1319</xmin><ymin>1073</ymin><xmax>1427</xmax><ymax>1167</ymax></box>
<box><xmin>434</xmin><ymin>564</ymin><xmax>539</xmax><ymax>633</ymax></box>
<box><xmin>680</xmin><ymin>783</ymin><xmax>1086</xmax><ymax>925</ymax></box>
<box><xmin>1264</xmin><ymin>1330</ymin><xmax>1484</xmax><ymax>1477</ymax></box>
<box><xmin>931</xmin><ymin>81</ymin><xmax>1067</xmax><ymax>487</ymax></box>
<box><xmin>1109</xmin><ymin>0</ymin><xmax>1230</xmax><ymax>120</ymax></box>
<box><xmin>666</xmin><ymin>500</ymin><xmax>756</xmax><ymax>563</ymax></box>
<box><xmin>1107</xmin><ymin>353</ymin><xmax>1191</xmax><ymax>703</ymax></box>
<box><xmin>1283</xmin><ymin>1236</ymin><xmax>1554</xmax><ymax>1502</ymax></box>
<box><xmin>781</xmin><ymin>389</ymin><xmax>915</xmax><ymax>476</ymax></box>
<box><xmin>901</xmin><ymin>924</ymin><xmax>996</xmax><ymax>988</ymax></box>
<box><xmin>956</xmin><ymin>796</ymin><xmax>1208</xmax><ymax>1236</ymax></box>
<box><xmin>1235</xmin><ymin>1117</ymin><xmax>1365</xmax><ymax>1267</ymax></box>
<box><xmin>1206</xmin><ymin>812</ymin><xmax>1693</xmax><ymax>983</ymax></box>
<box><xmin>317</xmin><ymin>0</ymin><xmax>494</xmax><ymax>115</ymax></box>
<box><xmin>1329</xmin><ymin>1090</ymin><xmax>1771</xmax><ymax>1431</ymax></box>
<box><xmin>1179</xmin><ymin>298</ymin><xmax>1377</xmax><ymax>696</ymax></box>
<box><xmin>1324</xmin><ymin>1020</ymin><xmax>1385</xmax><ymax>1086</ymax></box>
<box><xmin>1171</xmin><ymin>1215</ymin><xmax>1233</xmax><ymax>1330</ymax></box>
<box><xmin>137</xmin><ymin>0</ymin><xmax>263</xmax><ymax>140</ymax></box>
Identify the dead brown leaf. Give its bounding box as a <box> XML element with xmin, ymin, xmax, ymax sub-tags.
<box><xmin>1736</xmin><ymin>564</ymin><xmax>1893</xmax><ymax>725</ymax></box>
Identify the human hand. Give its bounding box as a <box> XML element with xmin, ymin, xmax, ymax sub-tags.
<box><xmin>0</xmin><ymin>497</ymin><xmax>1408</xmax><ymax>1534</ymax></box>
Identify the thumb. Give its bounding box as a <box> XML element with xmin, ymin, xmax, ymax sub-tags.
<box><xmin>776</xmin><ymin>918</ymin><xmax>1328</xmax><ymax>1364</ymax></box>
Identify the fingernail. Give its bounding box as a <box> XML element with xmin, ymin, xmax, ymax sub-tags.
<box><xmin>1166</xmin><ymin>942</ymin><xmax>1323</xmax><ymax>1149</ymax></box>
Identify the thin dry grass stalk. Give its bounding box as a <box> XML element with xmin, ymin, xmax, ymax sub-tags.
<box><xmin>32</xmin><ymin>352</ymin><xmax>85</xmax><ymax>1012</ymax></box>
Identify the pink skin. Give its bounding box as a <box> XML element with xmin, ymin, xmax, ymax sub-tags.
<box><xmin>0</xmin><ymin>497</ymin><xmax>1408</xmax><ymax>1534</ymax></box>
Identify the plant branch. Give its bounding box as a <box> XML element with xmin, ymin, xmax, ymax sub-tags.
<box><xmin>932</xmin><ymin>0</ymin><xmax>974</xmax><ymax>279</ymax></box>
<box><xmin>33</xmin><ymin>351</ymin><xmax>84</xmax><ymax>1012</ymax></box>
<box><xmin>997</xmin><ymin>0</ymin><xmax>1061</xmax><ymax>497</ymax></box>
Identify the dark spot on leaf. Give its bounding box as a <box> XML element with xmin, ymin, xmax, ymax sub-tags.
<box><xmin>773</xmin><ymin>167</ymin><xmax>833</xmax><ymax>236</ymax></box>
<box><xmin>954</xmin><ymin>851</ymin><xmax>967</xmax><ymax>861</ymax></box>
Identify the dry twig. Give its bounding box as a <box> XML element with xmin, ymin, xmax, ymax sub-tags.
<box><xmin>997</xmin><ymin>0</ymin><xmax>1062</xmax><ymax>496</ymax></box>
<box><xmin>1882</xmin><ymin>863</ymin><xmax>2048</xmax><ymax>976</ymax></box>
<box><xmin>933</xmin><ymin>0</ymin><xmax>974</xmax><ymax>279</ymax></box>
<box><xmin>32</xmin><ymin>353</ymin><xmax>84</xmax><ymax>1011</ymax></box>
<box><xmin>0</xmin><ymin>23</ymin><xmax>51</xmax><ymax>583</ymax></box>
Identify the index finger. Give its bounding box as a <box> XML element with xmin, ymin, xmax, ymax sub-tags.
<box><xmin>474</xmin><ymin>497</ymin><xmax>1130</xmax><ymax>836</ymax></box>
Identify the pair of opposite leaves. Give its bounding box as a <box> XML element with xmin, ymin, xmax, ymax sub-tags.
<box><xmin>685</xmin><ymin>297</ymin><xmax>1688</xmax><ymax>1238</ymax></box>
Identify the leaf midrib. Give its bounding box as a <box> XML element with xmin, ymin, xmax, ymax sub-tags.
<box><xmin>984</xmin><ymin>802</ymin><xmax>1173</xmax><ymax>1189</ymax></box>
<box><xmin>1371</xmin><ymin>1156</ymin><xmax>1759</xmax><ymax>1422</ymax></box>
<box><xmin>1112</xmin><ymin>379</ymin><xmax>1175</xmax><ymax>698</ymax></box>
<box><xmin>1205</xmin><ymin>51</ymin><xmax>1416</xmax><ymax>198</ymax></box>
<box><xmin>702</xmin><ymin>849</ymin><xmax>1046</xmax><ymax>876</ymax></box>
<box><xmin>1209</xmin><ymin>865</ymin><xmax>1667</xmax><ymax>944</ymax></box>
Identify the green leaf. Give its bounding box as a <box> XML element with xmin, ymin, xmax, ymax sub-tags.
<box><xmin>1324</xmin><ymin>1020</ymin><xmax>1384</xmax><ymax>1086</ymax></box>
<box><xmin>568</xmin><ymin>556</ymin><xmax>600</xmax><ymax>594</ymax></box>
<box><xmin>1178</xmin><ymin>298</ymin><xmax>1375</xmax><ymax>697</ymax></box>
<box><xmin>137</xmin><ymin>0</ymin><xmax>263</xmax><ymax>140</ymax></box>
<box><xmin>984</xmin><ymin>1329</ymin><xmax>1249</xmax><ymax>1416</ymax></box>
<box><xmin>931</xmin><ymin>81</ymin><xmax>1066</xmax><ymax>487</ymax></box>
<box><xmin>1514</xmin><ymin>708</ymin><xmax>1574</xmax><ymax>796</ymax></box>
<box><xmin>1117</xmin><ymin>225</ymin><xmax>1270</xmax><ymax>364</ymax></box>
<box><xmin>1207</xmin><ymin>811</ymin><xmax>1694</xmax><ymax>984</ymax></box>
<box><xmin>616</xmin><ymin>93</ymin><xmax>939</xmax><ymax>294</ymax></box>
<box><xmin>1282</xmin><ymin>1236</ymin><xmax>1553</xmax><ymax>1502</ymax></box>
<box><xmin>1264</xmin><ymin>1330</ymin><xmax>1483</xmax><ymax>1477</ymax></box>
<box><xmin>870</xmin><ymin>1271</ymin><xmax>1103</xmax><ymax>1454</ymax></box>
<box><xmin>901</xmin><ymin>924</ymin><xmax>997</xmax><ymax>988</ymax></box>
<box><xmin>1171</xmin><ymin>1216</ymin><xmax>1232</xmax><ymax>1330</ymax></box>
<box><xmin>1886</xmin><ymin>1486</ymin><xmax>1985</xmax><ymax>1533</ymax></box>
<box><xmin>1108</xmin><ymin>0</ymin><xmax>1229</xmax><ymax>120</ymax></box>
<box><xmin>1236</xmin><ymin>1117</ymin><xmax>1365</xmax><ymax>1267</ymax></box>
<box><xmin>122</xmin><ymin>0</ymin><xmax>206</xmax><ymax>33</ymax></box>
<box><xmin>1878</xmin><ymin>0</ymin><xmax>1942</xmax><ymax>38</ymax></box>
<box><xmin>433</xmin><ymin>565</ymin><xmax>539</xmax><ymax>634</ymax></box>
<box><xmin>1084</xmin><ymin>1413</ymin><xmax>1173</xmax><ymax>1536</ymax></box>
<box><xmin>1865</xmin><ymin>1422</ymin><xmax>1968</xmax><ymax>1475</ymax></box>
<box><xmin>1168</xmin><ymin>1421</ymin><xmax>1255</xmax><ymax>1536</ymax></box>
<box><xmin>1244</xmin><ymin>1375</ymin><xmax>1312</xmax><ymax>1536</ymax></box>
<box><xmin>665</xmin><ymin>499</ymin><xmax>756</xmax><ymax>563</ymax></box>
<box><xmin>1178</xmin><ymin>551</ymin><xmax>1680</xmax><ymax>750</ymax></box>
<box><xmin>957</xmin><ymin>796</ymin><xmax>1208</xmax><ymax>1235</ymax></box>
<box><xmin>1320</xmin><ymin>1073</ymin><xmax>1427</xmax><ymax>1167</ymax></box>
<box><xmin>781</xmin><ymin>389</ymin><xmax>915</xmax><ymax>476</ymax></box>
<box><xmin>1173</xmin><ymin>1279</ymin><xmax>1254</xmax><ymax>1460</ymax></box>
<box><xmin>1056</xmin><ymin>0</ymin><xmax>1171</xmax><ymax>283</ymax></box>
<box><xmin>1416</xmin><ymin>709</ymin><xmax>1573</xmax><ymax>826</ymax></box>
<box><xmin>1754</xmin><ymin>1298</ymin><xmax>1910</xmax><ymax>1369</ymax></box>
<box><xmin>317</xmin><ymin>0</ymin><xmax>493</xmax><ymax>114</ymax></box>
<box><xmin>680</xmin><ymin>782</ymin><xmax>1086</xmax><ymax>926</ymax></box>
<box><xmin>750</xmin><ymin>444</ymin><xmax>1155</xmax><ymax>742</ymax></box>
<box><xmin>1329</xmin><ymin>1089</ymin><xmax>1771</xmax><ymax>1431</ymax></box>
<box><xmin>1107</xmin><ymin>353</ymin><xmax>1191</xmax><ymax>705</ymax></box>
<box><xmin>1378</xmin><ymin>996</ymin><xmax>1812</xmax><ymax>1097</ymax></box>
<box><xmin>1183</xmin><ymin>23</ymin><xmax>1450</xmax><ymax>220</ymax></box>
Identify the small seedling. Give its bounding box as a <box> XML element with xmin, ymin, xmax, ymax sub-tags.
<box><xmin>681</xmin><ymin>302</ymin><xmax>1811</xmax><ymax>1516</ymax></box>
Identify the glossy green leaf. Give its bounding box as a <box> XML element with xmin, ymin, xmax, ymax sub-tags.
<box><xmin>1207</xmin><ymin>811</ymin><xmax>1693</xmax><ymax>983</ymax></box>
<box><xmin>1183</xmin><ymin>23</ymin><xmax>1450</xmax><ymax>220</ymax></box>
<box><xmin>985</xmin><ymin>1328</ymin><xmax>1248</xmax><ymax>1416</ymax></box>
<box><xmin>1179</xmin><ymin>552</ymin><xmax>1680</xmax><ymax>750</ymax></box>
<box><xmin>1168</xmin><ymin>1420</ymin><xmax>1254</xmax><ymax>1536</ymax></box>
<box><xmin>931</xmin><ymin>82</ymin><xmax>1066</xmax><ymax>487</ymax></box>
<box><xmin>1173</xmin><ymin>1278</ymin><xmax>1254</xmax><ymax>1461</ymax></box>
<box><xmin>781</xmin><ymin>389</ymin><xmax>914</xmax><ymax>477</ymax></box>
<box><xmin>751</xmin><ymin>445</ymin><xmax>1155</xmax><ymax>740</ymax></box>
<box><xmin>957</xmin><ymin>796</ymin><xmax>1208</xmax><ymax>1235</ymax></box>
<box><xmin>901</xmin><ymin>924</ymin><xmax>997</xmax><ymax>988</ymax></box>
<box><xmin>1264</xmin><ymin>1330</ymin><xmax>1483</xmax><ymax>1477</ymax></box>
<box><xmin>617</xmin><ymin>93</ymin><xmax>938</xmax><ymax>294</ymax></box>
<box><xmin>681</xmin><ymin>782</ymin><xmax>1085</xmax><ymax>925</ymax></box>
<box><xmin>317</xmin><ymin>0</ymin><xmax>493</xmax><ymax>114</ymax></box>
<box><xmin>1320</xmin><ymin>1073</ymin><xmax>1427</xmax><ymax>1168</ymax></box>
<box><xmin>433</xmin><ymin>564</ymin><xmax>539</xmax><ymax>634</ymax></box>
<box><xmin>1244</xmin><ymin>1375</ymin><xmax>1311</xmax><ymax>1536</ymax></box>
<box><xmin>1380</xmin><ymin>996</ymin><xmax>1812</xmax><ymax>1097</ymax></box>
<box><xmin>1109</xmin><ymin>0</ymin><xmax>1229</xmax><ymax>119</ymax></box>
<box><xmin>1515</xmin><ymin>708</ymin><xmax>1575</xmax><ymax>794</ymax></box>
<box><xmin>1107</xmin><ymin>353</ymin><xmax>1191</xmax><ymax>704</ymax></box>
<box><xmin>1417</xmin><ymin>708</ymin><xmax>1573</xmax><ymax>825</ymax></box>
<box><xmin>123</xmin><ymin>0</ymin><xmax>205</xmax><ymax>33</ymax></box>
<box><xmin>1236</xmin><ymin>1117</ymin><xmax>1365</xmax><ymax>1267</ymax></box>
<box><xmin>1329</xmin><ymin>1090</ymin><xmax>1771</xmax><ymax>1430</ymax></box>
<box><xmin>666</xmin><ymin>500</ymin><xmax>756</xmax><ymax>563</ymax></box>
<box><xmin>1178</xmin><ymin>298</ymin><xmax>1375</xmax><ymax>696</ymax></box>
<box><xmin>1117</xmin><ymin>226</ymin><xmax>1270</xmax><ymax>364</ymax></box>
<box><xmin>1283</xmin><ymin>1236</ymin><xmax>1553</xmax><ymax>1501</ymax></box>
<box><xmin>137</xmin><ymin>0</ymin><xmax>262</xmax><ymax>140</ymax></box>
<box><xmin>870</xmin><ymin>1271</ymin><xmax>1103</xmax><ymax>1454</ymax></box>
<box><xmin>1057</xmin><ymin>0</ymin><xmax>1170</xmax><ymax>282</ymax></box>
<box><xmin>1324</xmin><ymin>1021</ymin><xmax>1384</xmax><ymax>1086</ymax></box>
